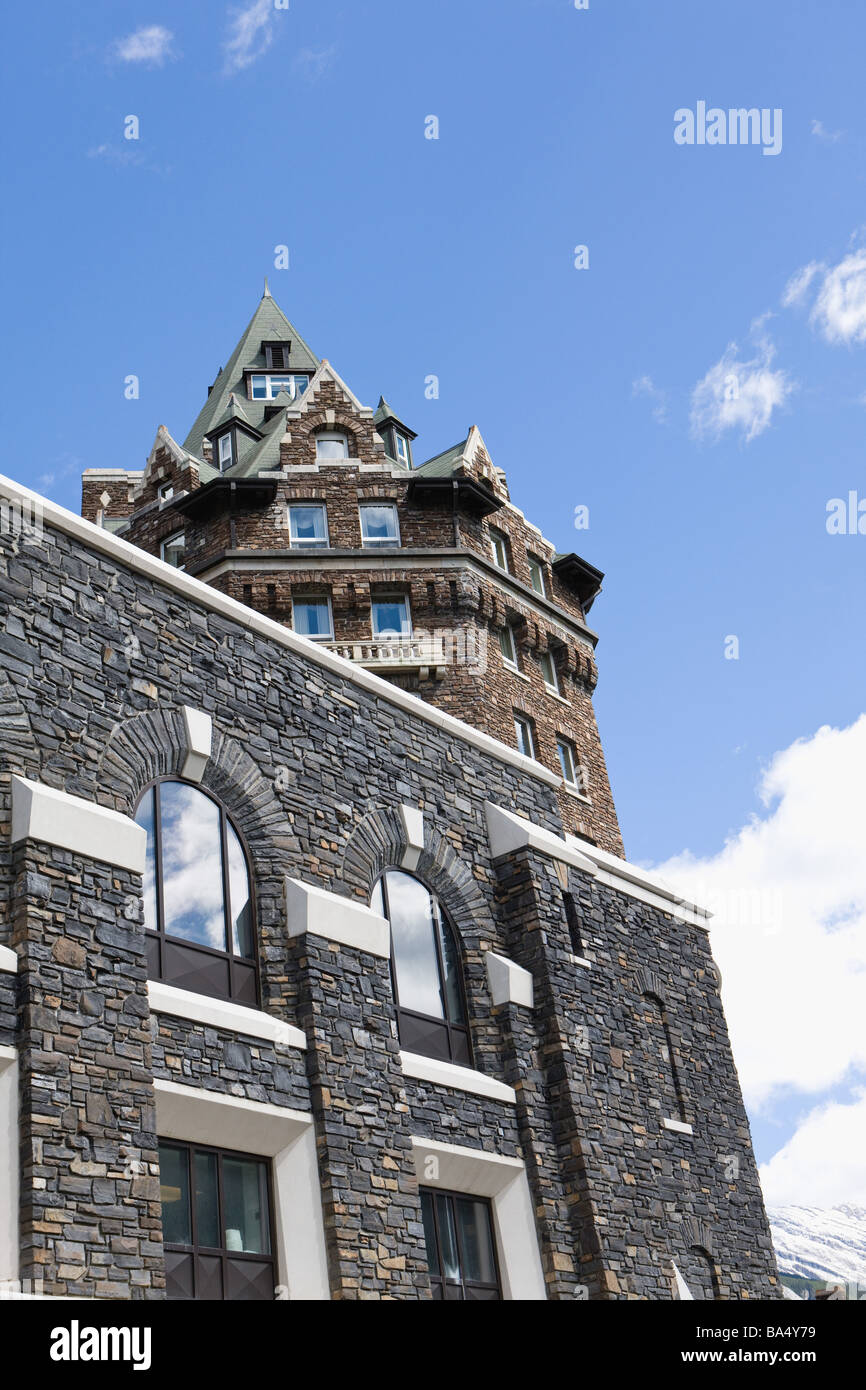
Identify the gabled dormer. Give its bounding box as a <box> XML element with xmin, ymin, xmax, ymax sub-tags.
<box><xmin>205</xmin><ymin>393</ymin><xmax>262</xmax><ymax>473</ymax></box>
<box><xmin>373</xmin><ymin>397</ymin><xmax>416</xmax><ymax>468</ymax></box>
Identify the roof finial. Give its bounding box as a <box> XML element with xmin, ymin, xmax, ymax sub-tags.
<box><xmin>263</xmin><ymin>276</ymin><xmax>271</xmax><ymax>298</ymax></box>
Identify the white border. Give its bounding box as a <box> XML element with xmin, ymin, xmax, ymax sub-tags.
<box><xmin>399</xmin><ymin>1051</ymin><xmax>516</xmax><ymax>1104</ymax></box>
<box><xmin>147</xmin><ymin>980</ymin><xmax>306</xmax><ymax>1050</ymax></box>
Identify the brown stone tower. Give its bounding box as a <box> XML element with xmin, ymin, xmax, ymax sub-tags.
<box><xmin>81</xmin><ymin>287</ymin><xmax>623</xmax><ymax>854</ymax></box>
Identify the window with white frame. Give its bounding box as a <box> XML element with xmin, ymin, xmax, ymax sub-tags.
<box><xmin>393</xmin><ymin>431</ymin><xmax>410</xmax><ymax>466</ymax></box>
<box><xmin>250</xmin><ymin>374</ymin><xmax>309</xmax><ymax>401</ymax></box>
<box><xmin>161</xmin><ymin>532</ymin><xmax>186</xmax><ymax>569</ymax></box>
<box><xmin>490</xmin><ymin>529</ymin><xmax>510</xmax><ymax>572</ymax></box>
<box><xmin>539</xmin><ymin>650</ymin><xmax>559</xmax><ymax>693</ymax></box>
<box><xmin>359</xmin><ymin>503</ymin><xmax>400</xmax><ymax>549</ymax></box>
<box><xmin>217</xmin><ymin>434</ymin><xmax>234</xmax><ymax>471</ymax></box>
<box><xmin>527</xmin><ymin>554</ymin><xmax>546</xmax><ymax>596</ymax></box>
<box><xmin>556</xmin><ymin>736</ymin><xmax>585</xmax><ymax>792</ymax></box>
<box><xmin>498</xmin><ymin>624</ymin><xmax>518</xmax><ymax>670</ymax></box>
<box><xmin>514</xmin><ymin>713</ymin><xmax>536</xmax><ymax>759</ymax></box>
<box><xmin>292</xmin><ymin>595</ymin><xmax>333</xmax><ymax>640</ymax></box>
<box><xmin>288</xmin><ymin>504</ymin><xmax>328</xmax><ymax>550</ymax></box>
<box><xmin>315</xmin><ymin>432</ymin><xmax>349</xmax><ymax>460</ymax></box>
<box><xmin>371</xmin><ymin>594</ymin><xmax>411</xmax><ymax>639</ymax></box>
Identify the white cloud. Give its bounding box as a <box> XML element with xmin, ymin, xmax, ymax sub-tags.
<box><xmin>110</xmin><ymin>25</ymin><xmax>176</xmax><ymax>66</ymax></box>
<box><xmin>811</xmin><ymin>119</ymin><xmax>843</xmax><ymax>144</ymax></box>
<box><xmin>690</xmin><ymin>325</ymin><xmax>794</xmax><ymax>443</ymax></box>
<box><xmin>760</xmin><ymin>1092</ymin><xmax>866</xmax><ymax>1207</ymax></box>
<box><xmin>223</xmin><ymin>0</ymin><xmax>276</xmax><ymax>74</ymax></box>
<box><xmin>783</xmin><ymin>247</ymin><xmax>866</xmax><ymax>346</ymax></box>
<box><xmin>293</xmin><ymin>45</ymin><xmax>338</xmax><ymax>81</ymax></box>
<box><xmin>631</xmin><ymin>374</ymin><xmax>668</xmax><ymax>423</ymax></box>
<box><xmin>655</xmin><ymin>717</ymin><xmax>866</xmax><ymax>1111</ymax></box>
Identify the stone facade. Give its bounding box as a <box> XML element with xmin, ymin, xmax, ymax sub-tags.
<box><xmin>0</xmin><ymin>477</ymin><xmax>781</xmax><ymax>1301</ymax></box>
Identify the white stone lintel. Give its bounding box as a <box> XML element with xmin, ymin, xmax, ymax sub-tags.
<box><xmin>181</xmin><ymin>706</ymin><xmax>213</xmax><ymax>782</ymax></box>
<box><xmin>153</xmin><ymin>1079</ymin><xmax>311</xmax><ymax>1156</ymax></box>
<box><xmin>146</xmin><ymin>980</ymin><xmax>306</xmax><ymax>1050</ymax></box>
<box><xmin>399</xmin><ymin>1050</ymin><xmax>516</xmax><ymax>1104</ymax></box>
<box><xmin>285</xmin><ymin>877</ymin><xmax>391</xmax><ymax>958</ymax></box>
<box><xmin>0</xmin><ymin>946</ymin><xmax>17</xmax><ymax>975</ymax></box>
<box><xmin>662</xmin><ymin>1117</ymin><xmax>694</xmax><ymax>1135</ymax></box>
<box><xmin>398</xmin><ymin>803</ymin><xmax>425</xmax><ymax>871</ymax></box>
<box><xmin>10</xmin><ymin>776</ymin><xmax>146</xmax><ymax>874</ymax></box>
<box><xmin>484</xmin><ymin>801</ymin><xmax>598</xmax><ymax>874</ymax></box>
<box><xmin>409</xmin><ymin>1137</ymin><xmax>525</xmax><ymax>1197</ymax></box>
<box><xmin>485</xmin><ymin>950</ymin><xmax>534</xmax><ymax>1009</ymax></box>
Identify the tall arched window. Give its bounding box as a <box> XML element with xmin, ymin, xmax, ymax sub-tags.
<box><xmin>135</xmin><ymin>780</ymin><xmax>257</xmax><ymax>1006</ymax></box>
<box><xmin>372</xmin><ymin>870</ymin><xmax>471</xmax><ymax>1067</ymax></box>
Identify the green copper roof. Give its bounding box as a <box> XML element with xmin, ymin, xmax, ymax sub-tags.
<box><xmin>182</xmin><ymin>291</ymin><xmax>319</xmax><ymax>460</ymax></box>
<box><xmin>413</xmin><ymin>438</ymin><xmax>467</xmax><ymax>477</ymax></box>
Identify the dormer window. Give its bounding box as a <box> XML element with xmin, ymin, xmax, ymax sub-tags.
<box><xmin>218</xmin><ymin>433</ymin><xmax>234</xmax><ymax>471</ymax></box>
<box><xmin>393</xmin><ymin>432</ymin><xmax>410</xmax><ymax>467</ymax></box>
<box><xmin>316</xmin><ymin>432</ymin><xmax>349</xmax><ymax>460</ymax></box>
<box><xmin>263</xmin><ymin>342</ymin><xmax>290</xmax><ymax>370</ymax></box>
<box><xmin>250</xmin><ymin>374</ymin><xmax>309</xmax><ymax>401</ymax></box>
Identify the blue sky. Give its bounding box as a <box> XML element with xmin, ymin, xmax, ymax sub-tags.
<box><xmin>3</xmin><ymin>0</ymin><xmax>866</xmax><ymax>1205</ymax></box>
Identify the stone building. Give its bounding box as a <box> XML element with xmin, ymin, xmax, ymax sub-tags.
<box><xmin>0</xmin><ymin>290</ymin><xmax>780</xmax><ymax>1300</ymax></box>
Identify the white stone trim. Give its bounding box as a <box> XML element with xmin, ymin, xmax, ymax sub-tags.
<box><xmin>0</xmin><ymin>472</ymin><xmax>561</xmax><ymax>789</ymax></box>
<box><xmin>0</xmin><ymin>946</ymin><xmax>17</xmax><ymax>974</ymax></box>
<box><xmin>662</xmin><ymin>1117</ymin><xmax>694</xmax><ymax>1135</ymax></box>
<box><xmin>0</xmin><ymin>1047</ymin><xmax>18</xmax><ymax>1286</ymax></box>
<box><xmin>153</xmin><ymin>1080</ymin><xmax>329</xmax><ymax>1300</ymax></box>
<box><xmin>399</xmin><ymin>1051</ymin><xmax>516</xmax><ymax>1104</ymax></box>
<box><xmin>484</xmin><ymin>801</ymin><xmax>598</xmax><ymax>873</ymax></box>
<box><xmin>285</xmin><ymin>877</ymin><xmax>391</xmax><ymax>957</ymax></box>
<box><xmin>672</xmin><ymin>1260</ymin><xmax>695</xmax><ymax>1300</ymax></box>
<box><xmin>146</xmin><ymin>980</ymin><xmax>306</xmax><ymax>1050</ymax></box>
<box><xmin>410</xmin><ymin>1138</ymin><xmax>546</xmax><ymax>1300</ymax></box>
<box><xmin>485</xmin><ymin>951</ymin><xmax>534</xmax><ymax>1009</ymax></box>
<box><xmin>10</xmin><ymin>776</ymin><xmax>146</xmax><ymax>874</ymax></box>
<box><xmin>571</xmin><ymin>955</ymin><xmax>592</xmax><ymax>970</ymax></box>
<box><xmin>398</xmin><ymin>804</ymin><xmax>424</xmax><ymax>872</ymax></box>
<box><xmin>180</xmin><ymin>706</ymin><xmax>212</xmax><ymax>782</ymax></box>
<box><xmin>566</xmin><ymin>837</ymin><xmax>712</xmax><ymax>931</ymax></box>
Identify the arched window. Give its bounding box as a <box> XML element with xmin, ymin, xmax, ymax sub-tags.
<box><xmin>371</xmin><ymin>870</ymin><xmax>471</xmax><ymax>1067</ymax></box>
<box><xmin>135</xmin><ymin>780</ymin><xmax>257</xmax><ymax>1006</ymax></box>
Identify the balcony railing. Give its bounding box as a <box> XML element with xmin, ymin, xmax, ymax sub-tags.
<box><xmin>325</xmin><ymin>636</ymin><xmax>447</xmax><ymax>678</ymax></box>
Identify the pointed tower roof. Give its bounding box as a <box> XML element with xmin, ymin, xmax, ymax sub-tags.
<box><xmin>182</xmin><ymin>289</ymin><xmax>319</xmax><ymax>458</ymax></box>
<box><xmin>373</xmin><ymin>395</ymin><xmax>417</xmax><ymax>440</ymax></box>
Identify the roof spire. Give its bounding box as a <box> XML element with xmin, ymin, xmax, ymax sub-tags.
<box><xmin>263</xmin><ymin>276</ymin><xmax>271</xmax><ymax>298</ymax></box>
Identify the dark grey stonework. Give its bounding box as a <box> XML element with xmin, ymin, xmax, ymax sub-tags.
<box><xmin>0</xmin><ymin>516</ymin><xmax>781</xmax><ymax>1299</ymax></box>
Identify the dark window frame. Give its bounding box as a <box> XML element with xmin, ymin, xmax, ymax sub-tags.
<box><xmin>376</xmin><ymin>869</ymin><xmax>473</xmax><ymax>1068</ymax></box>
<box><xmin>135</xmin><ymin>777</ymin><xmax>260</xmax><ymax>1007</ymax></box>
<box><xmin>159</xmin><ymin>1138</ymin><xmax>277</xmax><ymax>1302</ymax></box>
<box><xmin>420</xmin><ymin>1186</ymin><xmax>502</xmax><ymax>1300</ymax></box>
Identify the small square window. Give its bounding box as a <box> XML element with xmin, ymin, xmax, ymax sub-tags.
<box><xmin>539</xmin><ymin>651</ymin><xmax>559</xmax><ymax>693</ymax></box>
<box><xmin>557</xmin><ymin>736</ymin><xmax>585</xmax><ymax>791</ymax></box>
<box><xmin>498</xmin><ymin>625</ymin><xmax>518</xmax><ymax>669</ymax></box>
<box><xmin>161</xmin><ymin>532</ymin><xmax>186</xmax><ymax>569</ymax></box>
<box><xmin>372</xmin><ymin>595</ymin><xmax>411</xmax><ymax>639</ymax></box>
<box><xmin>292</xmin><ymin>595</ymin><xmax>333</xmax><ymax>639</ymax></box>
<box><xmin>514</xmin><ymin>713</ymin><xmax>536</xmax><ymax>760</ymax></box>
<box><xmin>218</xmin><ymin>434</ymin><xmax>233</xmax><ymax>470</ymax></box>
<box><xmin>490</xmin><ymin>529</ymin><xmax>510</xmax><ymax>572</ymax></box>
<box><xmin>316</xmin><ymin>432</ymin><xmax>349</xmax><ymax>460</ymax></box>
<box><xmin>250</xmin><ymin>375</ymin><xmax>268</xmax><ymax>400</ymax></box>
<box><xmin>360</xmin><ymin>503</ymin><xmax>400</xmax><ymax>548</ymax></box>
<box><xmin>528</xmin><ymin>555</ymin><xmax>546</xmax><ymax>596</ymax></box>
<box><xmin>288</xmin><ymin>504</ymin><xmax>328</xmax><ymax>549</ymax></box>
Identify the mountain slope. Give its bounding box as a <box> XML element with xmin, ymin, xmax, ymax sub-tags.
<box><xmin>769</xmin><ymin>1205</ymin><xmax>866</xmax><ymax>1282</ymax></box>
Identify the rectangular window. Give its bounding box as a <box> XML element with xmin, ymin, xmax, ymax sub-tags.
<box><xmin>490</xmin><ymin>529</ymin><xmax>510</xmax><ymax>572</ymax></box>
<box><xmin>359</xmin><ymin>502</ymin><xmax>400</xmax><ymax>548</ymax></box>
<box><xmin>539</xmin><ymin>651</ymin><xmax>559</xmax><ymax>693</ymax></box>
<box><xmin>288</xmin><ymin>504</ymin><xmax>328</xmax><ymax>549</ymax></box>
<box><xmin>498</xmin><ymin>625</ymin><xmax>518</xmax><ymax>669</ymax></box>
<box><xmin>159</xmin><ymin>1140</ymin><xmax>275</xmax><ymax>1301</ymax></box>
<box><xmin>292</xmin><ymin>595</ymin><xmax>333</xmax><ymax>640</ymax></box>
<box><xmin>161</xmin><ymin>532</ymin><xmax>186</xmax><ymax>569</ymax></box>
<box><xmin>527</xmin><ymin>555</ymin><xmax>546</xmax><ymax>595</ymax></box>
<box><xmin>394</xmin><ymin>432</ymin><xmax>410</xmax><ymax>466</ymax></box>
<box><xmin>557</xmin><ymin>736</ymin><xmax>585</xmax><ymax>791</ymax></box>
<box><xmin>218</xmin><ymin>434</ymin><xmax>233</xmax><ymax>470</ymax></box>
<box><xmin>371</xmin><ymin>594</ymin><xmax>411</xmax><ymax>639</ymax></box>
<box><xmin>316</xmin><ymin>432</ymin><xmax>349</xmax><ymax>459</ymax></box>
<box><xmin>250</xmin><ymin>374</ymin><xmax>309</xmax><ymax>400</ymax></box>
<box><xmin>514</xmin><ymin>713</ymin><xmax>536</xmax><ymax>759</ymax></box>
<box><xmin>420</xmin><ymin>1188</ymin><xmax>501</xmax><ymax>1300</ymax></box>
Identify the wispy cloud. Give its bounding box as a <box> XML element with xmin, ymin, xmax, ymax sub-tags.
<box><xmin>223</xmin><ymin>0</ymin><xmax>277</xmax><ymax>74</ymax></box>
<box><xmin>783</xmin><ymin>246</ymin><xmax>866</xmax><ymax>347</ymax></box>
<box><xmin>810</xmin><ymin>118</ymin><xmax>844</xmax><ymax>144</ymax></box>
<box><xmin>86</xmin><ymin>144</ymin><xmax>171</xmax><ymax>177</ymax></box>
<box><xmin>690</xmin><ymin>317</ymin><xmax>794</xmax><ymax>443</ymax></box>
<box><xmin>110</xmin><ymin>25</ymin><xmax>177</xmax><ymax>67</ymax></box>
<box><xmin>631</xmin><ymin>374</ymin><xmax>668</xmax><ymax>423</ymax></box>
<box><xmin>292</xmin><ymin>45</ymin><xmax>338</xmax><ymax>82</ymax></box>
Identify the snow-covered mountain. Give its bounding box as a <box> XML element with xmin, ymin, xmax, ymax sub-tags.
<box><xmin>769</xmin><ymin>1205</ymin><xmax>866</xmax><ymax>1282</ymax></box>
